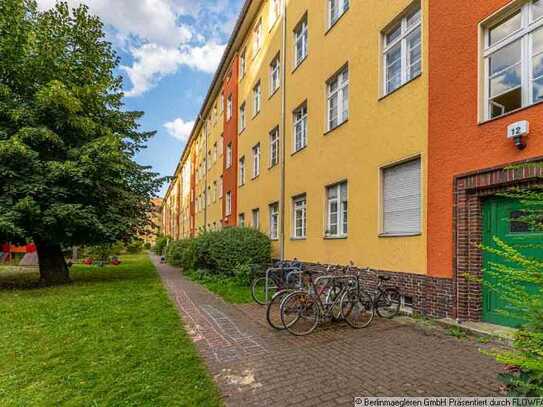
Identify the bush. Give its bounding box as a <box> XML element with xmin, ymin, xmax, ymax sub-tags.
<box><xmin>153</xmin><ymin>235</ymin><xmax>169</xmax><ymax>255</ymax></box>
<box><xmin>144</xmin><ymin>242</ymin><xmax>151</xmax><ymax>250</ymax></box>
<box><xmin>165</xmin><ymin>239</ymin><xmax>198</xmax><ymax>271</ymax></box>
<box><xmin>166</xmin><ymin>227</ymin><xmax>272</xmax><ymax>283</ymax></box>
<box><xmin>126</xmin><ymin>240</ymin><xmax>144</xmax><ymax>254</ymax></box>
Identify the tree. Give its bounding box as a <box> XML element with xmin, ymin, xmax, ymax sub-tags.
<box><xmin>483</xmin><ymin>181</ymin><xmax>543</xmax><ymax>396</ymax></box>
<box><xmin>0</xmin><ymin>0</ymin><xmax>163</xmax><ymax>284</ymax></box>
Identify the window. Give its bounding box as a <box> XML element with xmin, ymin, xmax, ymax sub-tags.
<box><xmin>327</xmin><ymin>66</ymin><xmax>349</xmax><ymax>130</ymax></box>
<box><xmin>294</xmin><ymin>15</ymin><xmax>308</xmax><ymax>67</ymax></box>
<box><xmin>484</xmin><ymin>1</ymin><xmax>543</xmax><ymax>119</ymax></box>
<box><xmin>226</xmin><ymin>94</ymin><xmax>233</xmax><ymax>121</ymax></box>
<box><xmin>239</xmin><ymin>48</ymin><xmax>246</xmax><ymax>78</ymax></box>
<box><xmin>219</xmin><ymin>134</ymin><xmax>223</xmax><ymax>156</ymax></box>
<box><xmin>254</xmin><ymin>18</ymin><xmax>263</xmax><ymax>54</ymax></box>
<box><xmin>220</xmin><ymin>94</ymin><xmax>224</xmax><ymax>113</ymax></box>
<box><xmin>239</xmin><ymin>156</ymin><xmax>245</xmax><ymax>186</ymax></box>
<box><xmin>219</xmin><ymin>175</ymin><xmax>223</xmax><ymax>198</ymax></box>
<box><xmin>292</xmin><ymin>195</ymin><xmax>307</xmax><ymax>238</ymax></box>
<box><xmin>293</xmin><ymin>103</ymin><xmax>308</xmax><ymax>151</ymax></box>
<box><xmin>238</xmin><ymin>213</ymin><xmax>245</xmax><ymax>226</ymax></box>
<box><xmin>270</xmin><ymin>54</ymin><xmax>280</xmax><ymax>94</ymax></box>
<box><xmin>269</xmin><ymin>0</ymin><xmax>281</xmax><ymax>26</ymax></box>
<box><xmin>252</xmin><ymin>208</ymin><xmax>260</xmax><ymax>229</ymax></box>
<box><xmin>328</xmin><ymin>0</ymin><xmax>349</xmax><ymax>28</ymax></box>
<box><xmin>269</xmin><ymin>127</ymin><xmax>280</xmax><ymax>167</ymax></box>
<box><xmin>326</xmin><ymin>182</ymin><xmax>348</xmax><ymax>237</ymax></box>
<box><xmin>269</xmin><ymin>202</ymin><xmax>279</xmax><ymax>239</ymax></box>
<box><xmin>226</xmin><ymin>143</ymin><xmax>232</xmax><ymax>168</ymax></box>
<box><xmin>239</xmin><ymin>102</ymin><xmax>246</xmax><ymax>133</ymax></box>
<box><xmin>226</xmin><ymin>191</ymin><xmax>232</xmax><ymax>215</ymax></box>
<box><xmin>252</xmin><ymin>143</ymin><xmax>261</xmax><ymax>178</ymax></box>
<box><xmin>383</xmin><ymin>6</ymin><xmax>421</xmax><ymax>95</ymax></box>
<box><xmin>253</xmin><ymin>81</ymin><xmax>261</xmax><ymax>115</ymax></box>
<box><xmin>207</xmin><ymin>151</ymin><xmax>212</xmax><ymax>170</ymax></box>
<box><xmin>213</xmin><ymin>142</ymin><xmax>217</xmax><ymax>163</ymax></box>
<box><xmin>212</xmin><ymin>181</ymin><xmax>217</xmax><ymax>202</ymax></box>
<box><xmin>207</xmin><ymin>186</ymin><xmax>211</xmax><ymax>206</ymax></box>
<box><xmin>382</xmin><ymin>158</ymin><xmax>421</xmax><ymax>235</ymax></box>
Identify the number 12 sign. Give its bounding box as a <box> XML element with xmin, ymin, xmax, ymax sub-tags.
<box><xmin>507</xmin><ymin>120</ymin><xmax>529</xmax><ymax>139</ymax></box>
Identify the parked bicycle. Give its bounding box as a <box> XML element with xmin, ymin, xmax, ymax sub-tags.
<box><xmin>279</xmin><ymin>270</ymin><xmax>374</xmax><ymax>336</ymax></box>
<box><xmin>366</xmin><ymin>268</ymin><xmax>402</xmax><ymax>319</ymax></box>
<box><xmin>251</xmin><ymin>260</ymin><xmax>302</xmax><ymax>305</ymax></box>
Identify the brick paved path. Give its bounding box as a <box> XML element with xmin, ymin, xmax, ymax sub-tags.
<box><xmin>151</xmin><ymin>255</ymin><xmax>503</xmax><ymax>406</ymax></box>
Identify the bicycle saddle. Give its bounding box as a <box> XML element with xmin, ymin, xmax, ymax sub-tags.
<box><xmin>378</xmin><ymin>275</ymin><xmax>391</xmax><ymax>281</ymax></box>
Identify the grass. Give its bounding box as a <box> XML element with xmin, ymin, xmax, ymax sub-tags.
<box><xmin>0</xmin><ymin>254</ymin><xmax>221</xmax><ymax>406</ymax></box>
<box><xmin>183</xmin><ymin>269</ymin><xmax>253</xmax><ymax>304</ymax></box>
<box><xmin>448</xmin><ymin>326</ymin><xmax>469</xmax><ymax>340</ymax></box>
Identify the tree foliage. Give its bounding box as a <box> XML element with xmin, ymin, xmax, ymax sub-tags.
<box><xmin>484</xmin><ymin>184</ymin><xmax>543</xmax><ymax>396</ymax></box>
<box><xmin>0</xmin><ymin>1</ymin><xmax>163</xmax><ymax>281</ymax></box>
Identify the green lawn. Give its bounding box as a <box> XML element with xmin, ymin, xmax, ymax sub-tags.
<box><xmin>0</xmin><ymin>254</ymin><xmax>221</xmax><ymax>406</ymax></box>
<box><xmin>183</xmin><ymin>270</ymin><xmax>253</xmax><ymax>304</ymax></box>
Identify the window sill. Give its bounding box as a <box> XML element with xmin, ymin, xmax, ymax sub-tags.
<box><xmin>268</xmin><ymin>163</ymin><xmax>279</xmax><ymax>170</ymax></box>
<box><xmin>238</xmin><ymin>128</ymin><xmax>245</xmax><ymax>136</ymax></box>
<box><xmin>291</xmin><ymin>145</ymin><xmax>307</xmax><ymax>156</ymax></box>
<box><xmin>292</xmin><ymin>56</ymin><xmax>307</xmax><ymax>74</ymax></box>
<box><xmin>323</xmin><ymin>235</ymin><xmax>348</xmax><ymax>240</ymax></box>
<box><xmin>378</xmin><ymin>73</ymin><xmax>422</xmax><ymax>102</ymax></box>
<box><xmin>324</xmin><ymin>8</ymin><xmax>349</xmax><ymax>36</ymax></box>
<box><xmin>290</xmin><ymin>237</ymin><xmax>307</xmax><ymax>241</ymax></box>
<box><xmin>270</xmin><ymin>237</ymin><xmax>279</xmax><ymax>241</ymax></box>
<box><xmin>251</xmin><ymin>175</ymin><xmax>260</xmax><ymax>180</ymax></box>
<box><xmin>379</xmin><ymin>232</ymin><xmax>421</xmax><ymax>238</ymax></box>
<box><xmin>269</xmin><ymin>88</ymin><xmax>279</xmax><ymax>99</ymax></box>
<box><xmin>478</xmin><ymin>99</ymin><xmax>543</xmax><ymax>125</ymax></box>
<box><xmin>324</xmin><ymin>119</ymin><xmax>349</xmax><ymax>136</ymax></box>
<box><xmin>252</xmin><ymin>111</ymin><xmax>261</xmax><ymax>120</ymax></box>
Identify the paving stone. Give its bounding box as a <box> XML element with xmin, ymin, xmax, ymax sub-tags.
<box><xmin>151</xmin><ymin>255</ymin><xmax>503</xmax><ymax>407</ymax></box>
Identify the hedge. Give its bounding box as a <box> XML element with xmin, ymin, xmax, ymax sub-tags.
<box><xmin>165</xmin><ymin>227</ymin><xmax>272</xmax><ymax>284</ymax></box>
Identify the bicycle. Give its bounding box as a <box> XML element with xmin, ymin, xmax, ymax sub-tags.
<box><xmin>280</xmin><ymin>270</ymin><xmax>373</xmax><ymax>336</ymax></box>
<box><xmin>251</xmin><ymin>260</ymin><xmax>302</xmax><ymax>305</ymax></box>
<box><xmin>366</xmin><ymin>268</ymin><xmax>402</xmax><ymax>319</ymax></box>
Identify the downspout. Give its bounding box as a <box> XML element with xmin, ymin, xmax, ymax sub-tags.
<box><xmin>279</xmin><ymin>0</ymin><xmax>287</xmax><ymax>261</ymax></box>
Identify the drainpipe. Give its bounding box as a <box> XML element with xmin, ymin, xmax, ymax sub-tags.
<box><xmin>279</xmin><ymin>0</ymin><xmax>287</xmax><ymax>261</ymax></box>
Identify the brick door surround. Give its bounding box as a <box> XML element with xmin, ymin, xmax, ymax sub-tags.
<box><xmin>453</xmin><ymin>158</ymin><xmax>543</xmax><ymax>322</ymax></box>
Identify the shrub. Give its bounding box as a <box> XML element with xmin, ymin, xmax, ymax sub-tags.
<box><xmin>153</xmin><ymin>235</ymin><xmax>169</xmax><ymax>255</ymax></box>
<box><xmin>166</xmin><ymin>227</ymin><xmax>272</xmax><ymax>282</ymax></box>
<box><xmin>165</xmin><ymin>239</ymin><xmax>198</xmax><ymax>271</ymax></box>
<box><xmin>144</xmin><ymin>242</ymin><xmax>151</xmax><ymax>250</ymax></box>
<box><xmin>126</xmin><ymin>240</ymin><xmax>144</xmax><ymax>254</ymax></box>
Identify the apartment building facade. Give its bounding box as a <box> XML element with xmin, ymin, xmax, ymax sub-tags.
<box><xmin>161</xmin><ymin>0</ymin><xmax>543</xmax><ymax>326</ymax></box>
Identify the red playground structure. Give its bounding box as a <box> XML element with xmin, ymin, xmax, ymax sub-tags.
<box><xmin>1</xmin><ymin>243</ymin><xmax>37</xmax><ymax>266</ymax></box>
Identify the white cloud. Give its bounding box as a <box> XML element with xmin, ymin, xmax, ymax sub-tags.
<box><xmin>121</xmin><ymin>41</ymin><xmax>225</xmax><ymax>97</ymax></box>
<box><xmin>164</xmin><ymin>118</ymin><xmax>195</xmax><ymax>142</ymax></box>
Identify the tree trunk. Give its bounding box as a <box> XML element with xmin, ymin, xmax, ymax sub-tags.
<box><xmin>36</xmin><ymin>241</ymin><xmax>71</xmax><ymax>285</ymax></box>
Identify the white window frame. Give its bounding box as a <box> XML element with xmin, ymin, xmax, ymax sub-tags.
<box><xmin>382</xmin><ymin>5</ymin><xmax>422</xmax><ymax>96</ymax></box>
<box><xmin>269</xmin><ymin>0</ymin><xmax>281</xmax><ymax>27</ymax></box>
<box><xmin>238</xmin><ymin>212</ymin><xmax>245</xmax><ymax>226</ymax></box>
<box><xmin>270</xmin><ymin>54</ymin><xmax>281</xmax><ymax>95</ymax></box>
<box><xmin>269</xmin><ymin>202</ymin><xmax>279</xmax><ymax>240</ymax></box>
<box><xmin>253</xmin><ymin>81</ymin><xmax>261</xmax><ymax>116</ymax></box>
<box><xmin>254</xmin><ymin>18</ymin><xmax>263</xmax><ymax>55</ymax></box>
<box><xmin>294</xmin><ymin>15</ymin><xmax>308</xmax><ymax>68</ymax></box>
<box><xmin>328</xmin><ymin>0</ymin><xmax>349</xmax><ymax>28</ymax></box>
<box><xmin>269</xmin><ymin>127</ymin><xmax>280</xmax><ymax>167</ymax></box>
<box><xmin>239</xmin><ymin>48</ymin><xmax>246</xmax><ymax>79</ymax></box>
<box><xmin>219</xmin><ymin>175</ymin><xmax>223</xmax><ymax>198</ymax></box>
<box><xmin>226</xmin><ymin>143</ymin><xmax>232</xmax><ymax>168</ymax></box>
<box><xmin>482</xmin><ymin>1</ymin><xmax>543</xmax><ymax>120</ymax></box>
<box><xmin>292</xmin><ymin>195</ymin><xmax>307</xmax><ymax>238</ymax></box>
<box><xmin>226</xmin><ymin>94</ymin><xmax>233</xmax><ymax>121</ymax></box>
<box><xmin>326</xmin><ymin>181</ymin><xmax>348</xmax><ymax>237</ymax></box>
<box><xmin>293</xmin><ymin>102</ymin><xmax>308</xmax><ymax>152</ymax></box>
<box><xmin>239</xmin><ymin>156</ymin><xmax>245</xmax><ymax>186</ymax></box>
<box><xmin>381</xmin><ymin>157</ymin><xmax>422</xmax><ymax>236</ymax></box>
<box><xmin>226</xmin><ymin>191</ymin><xmax>232</xmax><ymax>216</ymax></box>
<box><xmin>252</xmin><ymin>143</ymin><xmax>261</xmax><ymax>178</ymax></box>
<box><xmin>239</xmin><ymin>102</ymin><xmax>246</xmax><ymax>133</ymax></box>
<box><xmin>327</xmin><ymin>66</ymin><xmax>349</xmax><ymax>131</ymax></box>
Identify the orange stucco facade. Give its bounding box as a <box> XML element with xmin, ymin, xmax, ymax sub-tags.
<box><xmin>428</xmin><ymin>0</ymin><xmax>543</xmax><ymax>278</ymax></box>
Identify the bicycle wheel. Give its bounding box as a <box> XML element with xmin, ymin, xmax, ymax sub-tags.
<box><xmin>280</xmin><ymin>291</ymin><xmax>320</xmax><ymax>336</ymax></box>
<box><xmin>266</xmin><ymin>289</ymin><xmax>292</xmax><ymax>330</ymax></box>
<box><xmin>376</xmin><ymin>288</ymin><xmax>401</xmax><ymax>319</ymax></box>
<box><xmin>251</xmin><ymin>276</ymin><xmax>278</xmax><ymax>305</ymax></box>
<box><xmin>340</xmin><ymin>288</ymin><xmax>374</xmax><ymax>329</ymax></box>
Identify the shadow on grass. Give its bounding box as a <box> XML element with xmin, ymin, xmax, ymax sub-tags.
<box><xmin>0</xmin><ymin>261</ymin><xmax>156</xmax><ymax>291</ymax></box>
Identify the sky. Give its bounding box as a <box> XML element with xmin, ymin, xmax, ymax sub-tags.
<box><xmin>36</xmin><ymin>0</ymin><xmax>245</xmax><ymax>196</ymax></box>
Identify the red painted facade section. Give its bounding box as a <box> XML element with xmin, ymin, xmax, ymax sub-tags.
<box><xmin>428</xmin><ymin>0</ymin><xmax>543</xmax><ymax>278</ymax></box>
<box><xmin>222</xmin><ymin>55</ymin><xmax>239</xmax><ymax>227</ymax></box>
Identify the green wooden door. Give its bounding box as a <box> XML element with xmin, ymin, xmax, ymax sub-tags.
<box><xmin>482</xmin><ymin>197</ymin><xmax>542</xmax><ymax>327</ymax></box>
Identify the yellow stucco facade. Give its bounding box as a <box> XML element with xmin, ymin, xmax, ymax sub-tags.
<box><xmin>162</xmin><ymin>0</ymin><xmax>428</xmax><ymax>275</ymax></box>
